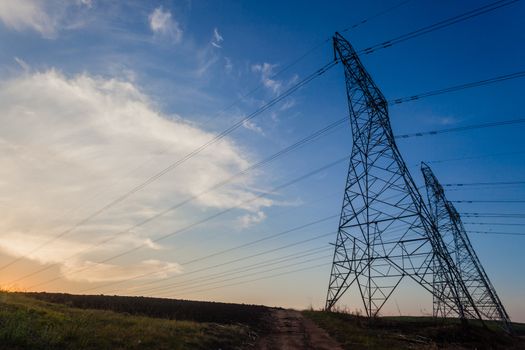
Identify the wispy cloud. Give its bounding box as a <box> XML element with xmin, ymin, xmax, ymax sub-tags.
<box><xmin>211</xmin><ymin>27</ymin><xmax>224</xmax><ymax>48</ymax></box>
<box><xmin>242</xmin><ymin>119</ymin><xmax>265</xmax><ymax>136</ymax></box>
<box><xmin>280</xmin><ymin>98</ymin><xmax>296</xmax><ymax>111</ymax></box>
<box><xmin>238</xmin><ymin>210</ymin><xmax>267</xmax><ymax>228</ymax></box>
<box><xmin>0</xmin><ymin>0</ymin><xmax>92</xmax><ymax>39</ymax></box>
<box><xmin>148</xmin><ymin>6</ymin><xmax>183</xmax><ymax>43</ymax></box>
<box><xmin>252</xmin><ymin>63</ymin><xmax>282</xmax><ymax>94</ymax></box>
<box><xmin>0</xmin><ymin>0</ymin><xmax>57</xmax><ymax>38</ymax></box>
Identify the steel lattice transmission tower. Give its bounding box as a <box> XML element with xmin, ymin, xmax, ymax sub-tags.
<box><xmin>325</xmin><ymin>33</ymin><xmax>480</xmax><ymax>319</ymax></box>
<box><xmin>421</xmin><ymin>162</ymin><xmax>512</xmax><ymax>331</ymax></box>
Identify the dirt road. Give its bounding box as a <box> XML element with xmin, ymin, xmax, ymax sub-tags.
<box><xmin>255</xmin><ymin>309</ymin><xmax>343</xmax><ymax>350</ymax></box>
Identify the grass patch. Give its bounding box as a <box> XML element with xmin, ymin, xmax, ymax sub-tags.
<box><xmin>0</xmin><ymin>292</ymin><xmax>253</xmax><ymax>349</ymax></box>
<box><xmin>303</xmin><ymin>310</ymin><xmax>525</xmax><ymax>349</ymax></box>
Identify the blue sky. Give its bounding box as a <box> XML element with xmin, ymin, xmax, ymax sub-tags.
<box><xmin>0</xmin><ymin>0</ymin><xmax>523</xmax><ymax>321</ymax></box>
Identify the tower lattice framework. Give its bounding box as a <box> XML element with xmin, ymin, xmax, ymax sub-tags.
<box><xmin>421</xmin><ymin>162</ymin><xmax>512</xmax><ymax>331</ymax></box>
<box><xmin>325</xmin><ymin>33</ymin><xmax>481</xmax><ymax>320</ymax></box>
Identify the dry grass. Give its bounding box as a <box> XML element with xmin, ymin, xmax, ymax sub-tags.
<box><xmin>0</xmin><ymin>292</ymin><xmax>253</xmax><ymax>349</ymax></box>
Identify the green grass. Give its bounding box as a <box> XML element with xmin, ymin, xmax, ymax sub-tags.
<box><xmin>303</xmin><ymin>310</ymin><xmax>525</xmax><ymax>350</ymax></box>
<box><xmin>0</xmin><ymin>292</ymin><xmax>253</xmax><ymax>349</ymax></box>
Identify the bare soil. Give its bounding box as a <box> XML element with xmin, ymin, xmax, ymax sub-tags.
<box><xmin>255</xmin><ymin>309</ymin><xmax>343</xmax><ymax>350</ymax></box>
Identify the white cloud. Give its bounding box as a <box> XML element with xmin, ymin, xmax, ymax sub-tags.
<box><xmin>211</xmin><ymin>27</ymin><xmax>224</xmax><ymax>48</ymax></box>
<box><xmin>238</xmin><ymin>210</ymin><xmax>267</xmax><ymax>228</ymax></box>
<box><xmin>242</xmin><ymin>119</ymin><xmax>265</xmax><ymax>136</ymax></box>
<box><xmin>252</xmin><ymin>63</ymin><xmax>282</xmax><ymax>94</ymax></box>
<box><xmin>0</xmin><ymin>70</ymin><xmax>272</xmax><ymax>281</ymax></box>
<box><xmin>148</xmin><ymin>6</ymin><xmax>183</xmax><ymax>43</ymax></box>
<box><xmin>0</xmin><ymin>0</ymin><xmax>57</xmax><ymax>38</ymax></box>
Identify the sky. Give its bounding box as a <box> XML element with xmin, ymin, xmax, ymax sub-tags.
<box><xmin>0</xmin><ymin>0</ymin><xmax>524</xmax><ymax>322</ymax></box>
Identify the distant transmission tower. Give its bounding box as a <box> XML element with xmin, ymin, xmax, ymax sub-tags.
<box><xmin>421</xmin><ymin>162</ymin><xmax>512</xmax><ymax>331</ymax></box>
<box><xmin>325</xmin><ymin>33</ymin><xmax>480</xmax><ymax>320</ymax></box>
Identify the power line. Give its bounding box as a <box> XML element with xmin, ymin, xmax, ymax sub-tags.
<box><xmin>171</xmin><ymin>262</ymin><xmax>331</xmax><ymax>297</ymax></box>
<box><xmin>444</xmin><ymin>181</ymin><xmax>525</xmax><ymax>187</ymax></box>
<box><xmin>28</xmin><ymin>187</ymin><xmax>410</xmax><ymax>292</ymax></box>
<box><xmin>131</xmin><ymin>247</ymin><xmax>333</xmax><ymax>296</ymax></box>
<box><xmin>29</xmin><ymin>195</ymin><xmax>407</xmax><ymax>294</ymax></box>
<box><xmin>163</xmin><ymin>251</ymin><xmax>474</xmax><ymax>298</ymax></box>
<box><xmin>392</xmin><ymin>70</ymin><xmax>525</xmax><ymax>104</ymax></box>
<box><xmin>24</xmin><ymin>154</ymin><xmax>349</xmax><ymax>289</ymax></box>
<box><xmin>227</xmin><ymin>0</ymin><xmax>416</xmax><ymax>114</ymax></box>
<box><xmin>75</xmin><ymin>230</ymin><xmax>336</xmax><ymax>294</ymax></box>
<box><xmin>341</xmin><ymin>0</ymin><xmax>414</xmax><ymax>33</ymax></box>
<box><xmin>179</xmin><ymin>215</ymin><xmax>338</xmax><ymax>266</ymax></box>
<box><xmin>66</xmin><ymin>200</ymin><xmax>408</xmax><ymax>295</ymax></box>
<box><xmin>25</xmin><ymin>213</ymin><xmax>337</xmax><ymax>290</ymax></box>
<box><xmin>208</xmin><ymin>0</ymin><xmax>515</xmax><ymax>114</ymax></box>
<box><xmin>132</xmin><ymin>224</ymin><xmax>416</xmax><ymax>297</ymax></box>
<box><xmin>156</xmin><ymin>254</ymin><xmax>331</xmax><ymax>296</ymax></box>
<box><xmin>167</xmin><ymin>253</ymin><xmax>431</xmax><ymax>299</ymax></box>
<box><xmin>78</xmin><ymin>155</ymin><xmax>347</xmax><ymax>264</ymax></box>
<box><xmin>153</xmin><ymin>247</ymin><xmax>331</xmax><ymax>291</ymax></box>
<box><xmin>469</xmin><ymin>231</ymin><xmax>525</xmax><ymax>236</ymax></box>
<box><xmin>358</xmin><ymin>0</ymin><xmax>520</xmax><ymax>55</ymax></box>
<box><xmin>396</xmin><ymin>118</ymin><xmax>525</xmax><ymax>138</ymax></box>
<box><xmin>423</xmin><ymin>151</ymin><xmax>525</xmax><ymax>165</ymax></box>
<box><xmin>452</xmin><ymin>200</ymin><xmax>525</xmax><ymax>203</ymax></box>
<box><xmin>83</xmin><ymin>212</ymin><xmax>413</xmax><ymax>296</ymax></box>
<box><xmin>461</xmin><ymin>213</ymin><xmax>525</xmax><ymax>218</ymax></box>
<box><xmin>464</xmin><ymin>222</ymin><xmax>525</xmax><ymax>226</ymax></box>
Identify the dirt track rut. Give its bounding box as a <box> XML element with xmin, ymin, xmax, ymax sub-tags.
<box><xmin>255</xmin><ymin>309</ymin><xmax>343</xmax><ymax>350</ymax></box>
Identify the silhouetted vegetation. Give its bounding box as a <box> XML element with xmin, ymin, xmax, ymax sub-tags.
<box><xmin>22</xmin><ymin>292</ymin><xmax>270</xmax><ymax>328</ymax></box>
<box><xmin>304</xmin><ymin>309</ymin><xmax>525</xmax><ymax>349</ymax></box>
